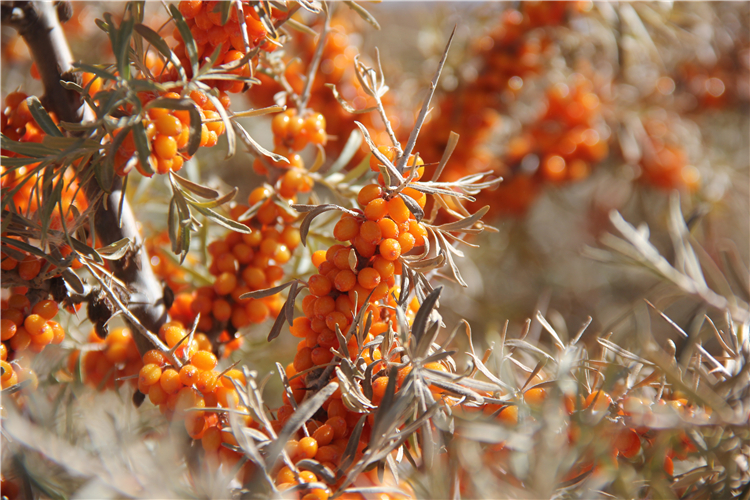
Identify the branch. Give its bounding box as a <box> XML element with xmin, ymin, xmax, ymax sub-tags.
<box><xmin>4</xmin><ymin>1</ymin><xmax>169</xmax><ymax>354</ymax></box>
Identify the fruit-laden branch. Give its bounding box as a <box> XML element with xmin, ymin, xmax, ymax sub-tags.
<box><xmin>1</xmin><ymin>1</ymin><xmax>169</xmax><ymax>350</ymax></box>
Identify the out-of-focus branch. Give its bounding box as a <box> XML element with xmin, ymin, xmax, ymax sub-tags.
<box><xmin>3</xmin><ymin>1</ymin><xmax>168</xmax><ymax>352</ymax></box>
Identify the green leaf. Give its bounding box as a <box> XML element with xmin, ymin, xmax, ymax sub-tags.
<box><xmin>1</xmin><ymin>134</ymin><xmax>60</xmax><ymax>158</ymax></box>
<box><xmin>96</xmin><ymin>238</ymin><xmax>132</xmax><ymax>260</ymax></box>
<box><xmin>131</xmin><ymin>120</ymin><xmax>154</xmax><ymax>176</ymax></box>
<box><xmin>191</xmin><ymin>204</ymin><xmax>253</xmax><ymax>234</ymax></box>
<box><xmin>25</xmin><ymin>97</ymin><xmax>63</xmax><ymax>137</ymax></box>
<box><xmin>169</xmin><ymin>171</ymin><xmax>220</xmax><ymax>199</ymax></box>
<box><xmin>220</xmin><ymin>0</ymin><xmax>232</xmax><ymax>25</ymax></box>
<box><xmin>169</xmin><ymin>4</ymin><xmax>199</xmax><ymax>75</ymax></box>
<box><xmin>72</xmin><ymin>63</ymin><xmax>118</xmax><ymax>81</ymax></box>
<box><xmin>40</xmin><ymin>170</ymin><xmax>66</xmax><ymax>248</ymax></box>
<box><xmin>134</xmin><ymin>23</ymin><xmax>186</xmax><ymax>81</ymax></box>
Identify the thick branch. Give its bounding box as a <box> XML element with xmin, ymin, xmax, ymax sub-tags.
<box><xmin>5</xmin><ymin>1</ymin><xmax>168</xmax><ymax>353</ymax></box>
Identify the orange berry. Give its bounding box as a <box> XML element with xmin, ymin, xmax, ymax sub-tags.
<box><xmin>311</xmin><ymin>250</ymin><xmax>327</xmax><ymax>268</ymax></box>
<box><xmin>18</xmin><ymin>256</ymin><xmax>42</xmax><ymax>280</ymax></box>
<box><xmin>615</xmin><ymin>428</ymin><xmax>641</xmax><ymax>459</ymax></box>
<box><xmin>139</xmin><ymin>364</ymin><xmax>162</xmax><ymax>388</ymax></box>
<box><xmin>333</xmin><ymin>216</ymin><xmax>361</xmax><ymax>242</ymax></box>
<box><xmin>409</xmin><ymin>220</ymin><xmax>428</xmax><ymax>246</ymax></box>
<box><xmin>195</xmin><ymin>370</ymin><xmax>218</xmax><ymax>394</ymax></box>
<box><xmin>298</xmin><ymin>436</ymin><xmax>319</xmax><ymax>459</ymax></box>
<box><xmin>364</xmin><ymin>198</ymin><xmax>387</xmax><ymax>221</ymax></box>
<box><xmin>160</xmin><ymin>368</ymin><xmax>183</xmax><ymax>394</ymax></box>
<box><xmin>149</xmin><ymin>382</ymin><xmax>168</xmax><ymax>405</ymax></box>
<box><xmin>308</xmin><ymin>274</ymin><xmax>332</xmax><ymax>297</ymax></box>
<box><xmin>294</xmin><ymin>347</ymin><xmax>314</xmax><ymax>372</ymax></box>
<box><xmin>584</xmin><ymin>390</ymin><xmax>612</xmax><ymax>412</ymax></box>
<box><xmin>155</xmin><ymin>114</ymin><xmax>183</xmax><ymax>136</ymax></box>
<box><xmin>0</xmin><ymin>319</ymin><xmax>17</xmax><ymax>341</ymax></box>
<box><xmin>377</xmin><ymin>218</ymin><xmax>399</xmax><ymax>239</ymax></box>
<box><xmin>379</xmin><ymin>239</ymin><xmax>401</xmax><ymax>261</ymax></box>
<box><xmin>202</xmin><ymin>425</ymin><xmax>222</xmax><ymax>452</ymax></box>
<box><xmin>191</xmin><ymin>350</ymin><xmax>218</xmax><ymax>371</ymax></box>
<box><xmin>313</xmin><ymin>424</ymin><xmax>334</xmax><ymax>446</ymax></box>
<box><xmin>143</xmin><ymin>349</ymin><xmax>167</xmax><ymax>366</ymax></box>
<box><xmin>334</xmin><ymin>269</ymin><xmax>357</xmax><ymax>292</ymax></box>
<box><xmin>359</xmin><ymin>220</ymin><xmax>382</xmax><ymax>245</ymax></box>
<box><xmin>357</xmin><ymin>184</ymin><xmax>383</xmax><ymax>207</ymax></box>
<box><xmin>32</xmin><ymin>300</ymin><xmax>59</xmax><ymax>320</ymax></box>
<box><xmin>23</xmin><ymin>314</ymin><xmax>47</xmax><ymax>336</ymax></box>
<box><xmin>214</xmin><ymin>272</ymin><xmax>237</xmax><ymax>295</ymax></box>
<box><xmin>387</xmin><ymin>196</ymin><xmax>410</xmax><ymax>223</ymax></box>
<box><xmin>524</xmin><ymin>387</ymin><xmax>546</xmax><ymax>408</ymax></box>
<box><xmin>397</xmin><ymin>232</ymin><xmax>415</xmax><ymax>254</ymax></box>
<box><xmin>357</xmin><ymin>268</ymin><xmax>381</xmax><ymax>289</ymax></box>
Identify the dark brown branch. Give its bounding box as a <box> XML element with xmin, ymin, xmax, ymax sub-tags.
<box><xmin>4</xmin><ymin>1</ymin><xmax>168</xmax><ymax>353</ymax></box>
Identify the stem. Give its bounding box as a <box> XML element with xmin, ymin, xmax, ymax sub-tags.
<box><xmin>297</xmin><ymin>10</ymin><xmax>329</xmax><ymax>113</ymax></box>
<box><xmin>4</xmin><ymin>1</ymin><xmax>168</xmax><ymax>354</ymax></box>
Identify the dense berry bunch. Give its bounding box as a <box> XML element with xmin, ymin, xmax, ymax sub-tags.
<box><xmin>638</xmin><ymin>118</ymin><xmax>700</xmax><ymax>192</ymax></box>
<box><xmin>68</xmin><ymin>327</ymin><xmax>142</xmax><ymax>390</ymax></box>
<box><xmin>112</xmin><ymin>89</ymin><xmax>230</xmax><ymax>177</ymax></box>
<box><xmin>1</xmin><ymin>296</ymin><xmax>62</xmax><ymax>397</ymax></box>
<box><xmin>175</xmin><ymin>0</ymin><xmax>268</xmax><ymax>89</ymax></box>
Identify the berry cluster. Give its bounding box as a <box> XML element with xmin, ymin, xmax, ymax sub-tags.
<box><xmin>421</xmin><ymin>4</ymin><xmax>609</xmax><ymax>217</ymax></box>
<box><xmin>454</xmin><ymin>382</ymin><xmax>709</xmax><ymax>495</ymax></box>
<box><xmin>68</xmin><ymin>327</ymin><xmax>142</xmax><ymax>390</ymax></box>
<box><xmin>226</xmin><ymin>162</ymin><xmax>435</xmax><ymax>496</ymax></box>
<box><xmin>1</xmin><ymin>296</ymin><xmax>63</xmax><ymax>396</ymax></box>
<box><xmin>133</xmin><ymin>320</ymin><xmax>255</xmax><ymax>470</ymax></box>
<box><xmin>638</xmin><ymin>118</ymin><xmax>700</xmax><ymax>192</ymax></box>
<box><xmin>174</xmin><ymin>0</ymin><xmax>267</xmax><ymax>90</ymax></box>
<box><xmin>112</xmin><ymin>89</ymin><xmax>230</xmax><ymax>177</ymax></box>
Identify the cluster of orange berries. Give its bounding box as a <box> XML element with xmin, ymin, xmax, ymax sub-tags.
<box><xmin>112</xmin><ymin>89</ymin><xmax>230</xmax><ymax>177</ymax></box>
<box><xmin>422</xmin><ymin>3</ymin><xmax>608</xmax><ymax>217</ymax></box>
<box><xmin>67</xmin><ymin>327</ymin><xmax>142</xmax><ymax>390</ymax></box>
<box><xmin>251</xmin><ymin>164</ymin><xmax>436</xmax><ymax>495</ymax></box>
<box><xmin>249</xmin><ymin>16</ymin><xmax>399</xmax><ymax>161</ymax></box>
<box><xmin>134</xmin><ymin>320</ymin><xmax>257</xmax><ymax>470</ymax></box>
<box><xmin>252</xmin><ymin>108</ymin><xmax>326</xmax><ymax>177</ymax></box>
<box><xmin>455</xmin><ymin>385</ymin><xmax>704</xmax><ymax>493</ymax></box>
<box><xmin>638</xmin><ymin>118</ymin><xmax>700</xmax><ymax>192</ymax></box>
<box><xmin>504</xmin><ymin>75</ymin><xmax>609</xmax><ymax>184</ymax></box>
<box><xmin>1</xmin><ymin>296</ymin><xmax>63</xmax><ymax>394</ymax></box>
<box><xmin>1</xmin><ymin>92</ymin><xmax>89</xmax><ymax>220</ymax></box>
<box><xmin>174</xmin><ymin>0</ymin><xmax>269</xmax><ymax>89</ymax></box>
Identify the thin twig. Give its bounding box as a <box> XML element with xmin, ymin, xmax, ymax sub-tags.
<box><xmin>395</xmin><ymin>26</ymin><xmax>455</xmax><ymax>173</ymax></box>
<box><xmin>297</xmin><ymin>9</ymin><xmax>330</xmax><ymax>112</ymax></box>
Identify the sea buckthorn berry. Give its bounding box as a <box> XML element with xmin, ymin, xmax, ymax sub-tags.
<box><xmin>308</xmin><ymin>274</ymin><xmax>332</xmax><ymax>297</ymax></box>
<box><xmin>387</xmin><ymin>196</ymin><xmax>410</xmax><ymax>223</ymax></box>
<box><xmin>149</xmin><ymin>382</ymin><xmax>168</xmax><ymax>405</ymax></box>
<box><xmin>326</xmin><ymin>416</ymin><xmax>347</xmax><ymax>439</ymax></box>
<box><xmin>615</xmin><ymin>428</ymin><xmax>641</xmax><ymax>459</ymax></box>
<box><xmin>312</xmin><ymin>424</ymin><xmax>334</xmax><ymax>446</ymax></box>
<box><xmin>18</xmin><ymin>256</ymin><xmax>42</xmax><ymax>281</ymax></box>
<box><xmin>359</xmin><ymin>220</ymin><xmax>382</xmax><ymax>244</ymax></box>
<box><xmin>294</xmin><ymin>347</ymin><xmax>314</xmax><ymax>372</ymax></box>
<box><xmin>246</xmin><ymin>300</ymin><xmax>269</xmax><ymax>323</ymax></box>
<box><xmin>155</xmin><ymin>114</ymin><xmax>183</xmax><ymax>136</ymax></box>
<box><xmin>0</xmin><ymin>320</ymin><xmax>16</xmax><ymax>341</ymax></box>
<box><xmin>397</xmin><ymin>232</ymin><xmax>415</xmax><ymax>254</ymax></box>
<box><xmin>311</xmin><ymin>346</ymin><xmax>334</xmax><ymax>366</ymax></box>
<box><xmin>290</xmin><ymin>317</ymin><xmax>313</xmax><ymax>338</ymax></box>
<box><xmin>364</xmin><ymin>198</ymin><xmax>387</xmax><ymax>221</ymax></box>
<box><xmin>139</xmin><ymin>364</ymin><xmax>163</xmax><ymax>388</ymax></box>
<box><xmin>332</xmin><ymin>248</ymin><xmax>352</xmax><ymax>270</ymax></box>
<box><xmin>402</xmin><ymin>186</ymin><xmax>426</xmax><ymax>208</ymax></box>
<box><xmin>353</xmin><ymin>236</ymin><xmax>377</xmax><ymax>258</ymax></box>
<box><xmin>358</xmin><ymin>184</ymin><xmax>383</xmax><ymax>207</ymax></box>
<box><xmin>372</xmin><ymin>256</ymin><xmax>395</xmax><ymax>280</ymax></box>
<box><xmin>4</xmin><ymin>309</ymin><xmax>24</xmax><ymax>326</ymax></box>
<box><xmin>357</xmin><ymin>268</ymin><xmax>381</xmax><ymax>289</ymax></box>
<box><xmin>202</xmin><ymin>425</ymin><xmax>222</xmax><ymax>453</ymax></box>
<box><xmin>24</xmin><ymin>314</ymin><xmax>47</xmax><ymax>336</ymax></box>
<box><xmin>497</xmin><ymin>405</ymin><xmax>519</xmax><ymax>425</ymax></box>
<box><xmin>10</xmin><ymin>328</ymin><xmax>31</xmax><ymax>351</ymax></box>
<box><xmin>409</xmin><ymin>220</ymin><xmax>427</xmax><ymax>246</ymax></box>
<box><xmin>8</xmin><ymin>295</ymin><xmax>31</xmax><ymax>314</ymax></box>
<box><xmin>314</xmin><ymin>296</ymin><xmax>335</xmax><ymax>319</ymax></box>
<box><xmin>333</xmin><ymin>216</ymin><xmax>361</xmax><ymax>242</ymax></box>
<box><xmin>214</xmin><ymin>272</ymin><xmax>238</xmax><ymax>295</ymax></box>
<box><xmin>196</xmin><ymin>370</ymin><xmax>218</xmax><ymax>393</ymax></box>
<box><xmin>299</xmin><ymin>436</ymin><xmax>319</xmax><ymax>459</ymax></box>
<box><xmin>143</xmin><ymin>349</ymin><xmax>167</xmax><ymax>366</ymax></box>
<box><xmin>524</xmin><ymin>387</ymin><xmax>546</xmax><ymax>408</ymax></box>
<box><xmin>584</xmin><ymin>390</ymin><xmax>612</xmax><ymax>412</ymax></box>
<box><xmin>191</xmin><ymin>350</ymin><xmax>218</xmax><ymax>371</ymax></box>
<box><xmin>379</xmin><ymin>239</ymin><xmax>401</xmax><ymax>261</ymax></box>
<box><xmin>32</xmin><ymin>300</ymin><xmax>58</xmax><ymax>320</ymax></box>
<box><xmin>1</xmin><ymin>360</ymin><xmax>13</xmax><ymax>382</ymax></box>
<box><xmin>372</xmin><ymin>376</ymin><xmax>389</xmax><ymax>404</ymax></box>
<box><xmin>334</xmin><ymin>269</ymin><xmax>356</xmax><ymax>292</ymax></box>
<box><xmin>160</xmin><ymin>369</ymin><xmax>183</xmax><ymax>395</ymax></box>
<box><xmin>311</xmin><ymin>250</ymin><xmax>327</xmax><ymax>268</ymax></box>
<box><xmin>378</xmin><ymin>218</ymin><xmax>399</xmax><ymax>239</ymax></box>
